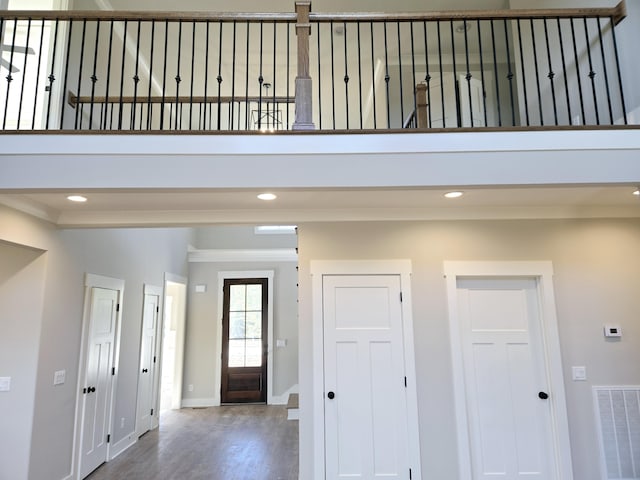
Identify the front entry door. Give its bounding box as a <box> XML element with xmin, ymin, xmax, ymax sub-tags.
<box><xmin>322</xmin><ymin>274</ymin><xmax>410</xmax><ymax>479</ymax></box>
<box><xmin>456</xmin><ymin>277</ymin><xmax>558</xmax><ymax>479</ymax></box>
<box><xmin>80</xmin><ymin>287</ymin><xmax>119</xmax><ymax>479</ymax></box>
<box><xmin>221</xmin><ymin>278</ymin><xmax>268</xmax><ymax>403</ymax></box>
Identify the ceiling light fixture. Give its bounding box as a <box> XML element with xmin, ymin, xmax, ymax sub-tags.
<box><xmin>455</xmin><ymin>22</ymin><xmax>472</xmax><ymax>34</ymax></box>
<box><xmin>67</xmin><ymin>195</ymin><xmax>88</xmax><ymax>203</ymax></box>
<box><xmin>444</xmin><ymin>191</ymin><xmax>464</xmax><ymax>199</ymax></box>
<box><xmin>257</xmin><ymin>193</ymin><xmax>277</xmax><ymax>201</ymax></box>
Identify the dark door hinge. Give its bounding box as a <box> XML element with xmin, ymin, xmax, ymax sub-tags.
<box><xmin>404</xmin><ymin>376</ymin><xmax>407</xmax><ymax>387</ymax></box>
<box><xmin>83</xmin><ymin>387</ymin><xmax>87</xmax><ymax>394</ymax></box>
<box><xmin>400</xmin><ymin>292</ymin><xmax>403</xmax><ymax>302</ymax></box>
<box><xmin>112</xmin><ymin>367</ymin><xmax>116</xmax><ymax>375</ymax></box>
<box><xmin>116</xmin><ymin>303</ymin><xmax>120</xmax><ymax>312</ymax></box>
<box><xmin>151</xmin><ymin>408</ymin><xmax>154</xmax><ymax>416</ymax></box>
<box><xmin>156</xmin><ymin>305</ymin><xmax>159</xmax><ymax>313</ymax></box>
<box><xmin>107</xmin><ymin>434</ymin><xmax>111</xmax><ymax>443</ymax></box>
<box><xmin>153</xmin><ymin>356</ymin><xmax>157</xmax><ymax>363</ymax></box>
<box><xmin>409</xmin><ymin>468</ymin><xmax>412</xmax><ymax>479</ymax></box>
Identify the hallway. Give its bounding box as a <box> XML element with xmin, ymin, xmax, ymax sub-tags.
<box><xmin>86</xmin><ymin>405</ymin><xmax>298</xmax><ymax>480</ymax></box>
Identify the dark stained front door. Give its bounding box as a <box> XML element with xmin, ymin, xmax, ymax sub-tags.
<box><xmin>221</xmin><ymin>278</ymin><xmax>268</xmax><ymax>403</ymax></box>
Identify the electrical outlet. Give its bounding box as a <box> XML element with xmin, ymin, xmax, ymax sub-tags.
<box><xmin>0</xmin><ymin>377</ymin><xmax>10</xmax><ymax>392</ymax></box>
<box><xmin>53</xmin><ymin>370</ymin><xmax>66</xmax><ymax>385</ymax></box>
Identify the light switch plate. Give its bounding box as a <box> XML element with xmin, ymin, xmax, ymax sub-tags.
<box><xmin>0</xmin><ymin>377</ymin><xmax>11</xmax><ymax>392</ymax></box>
<box><xmin>276</xmin><ymin>339</ymin><xmax>287</xmax><ymax>348</ymax></box>
<box><xmin>195</xmin><ymin>284</ymin><xmax>207</xmax><ymax>293</ymax></box>
<box><xmin>54</xmin><ymin>370</ymin><xmax>66</xmax><ymax>386</ymax></box>
<box><xmin>572</xmin><ymin>366</ymin><xmax>587</xmax><ymax>381</ymax></box>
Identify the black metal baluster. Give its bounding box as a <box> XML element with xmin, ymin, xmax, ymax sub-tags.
<box><xmin>230</xmin><ymin>20</ymin><xmax>237</xmax><ymax>130</ymax></box>
<box><xmin>609</xmin><ymin>15</ymin><xmax>627</xmax><ymax>125</ymax></box>
<box><xmin>257</xmin><ymin>21</ymin><xmax>264</xmax><ymax>129</ymax></box>
<box><xmin>244</xmin><ymin>21</ymin><xmax>251</xmax><ymax>130</ymax></box>
<box><xmin>583</xmin><ymin>18</ymin><xmax>599</xmax><ymax>125</ymax></box>
<box><xmin>102</xmin><ymin>20</ymin><xmax>114</xmax><ymax>130</ymax></box>
<box><xmin>132</xmin><ymin>20</ymin><xmax>141</xmax><ymax>130</ymax></box>
<box><xmin>370</xmin><ymin>22</ymin><xmax>377</xmax><ymax>129</ymax></box>
<box><xmin>189</xmin><ymin>20</ymin><xmax>196</xmax><ymax>130</ymax></box>
<box><xmin>59</xmin><ymin>19</ymin><xmax>73</xmax><ymax>130</ymax></box>
<box><xmin>344</xmin><ymin>22</ymin><xmax>349</xmax><ymax>129</ymax></box>
<box><xmin>423</xmin><ymin>21</ymin><xmax>432</xmax><ymax>128</ymax></box>
<box><xmin>397</xmin><ymin>21</ymin><xmax>404</xmax><ymax>128</ymax></box>
<box><xmin>202</xmin><ymin>20</ymin><xmax>209</xmax><ymax>130</ymax></box>
<box><xmin>543</xmin><ymin>19</ymin><xmax>558</xmax><ymax>125</ymax></box>
<box><xmin>175</xmin><ymin>20</ymin><xmax>182</xmax><ymax>130</ymax></box>
<box><xmin>503</xmin><ymin>19</ymin><xmax>516</xmax><ymax>126</ymax></box>
<box><xmin>88</xmin><ymin>20</ymin><xmax>100</xmax><ymax>130</ymax></box>
<box><xmin>357</xmin><ymin>22</ymin><xmax>363</xmax><ymax>129</ymax></box>
<box><xmin>216</xmin><ymin>21</ymin><xmax>223</xmax><ymax>130</ymax></box>
<box><xmin>516</xmin><ymin>20</ymin><xmax>530</xmax><ymax>126</ymax></box>
<box><xmin>32</xmin><ymin>19</ymin><xmax>46</xmax><ymax>130</ymax></box>
<box><xmin>73</xmin><ymin>19</ymin><xmax>87</xmax><ymax>130</ymax></box>
<box><xmin>596</xmin><ymin>17</ymin><xmax>614</xmax><ymax>125</ymax></box>
<box><xmin>463</xmin><ymin>20</ymin><xmax>474</xmax><ymax>127</ymax></box>
<box><xmin>118</xmin><ymin>20</ymin><xmax>127</xmax><ymax>130</ymax></box>
<box><xmin>556</xmin><ymin>18</ymin><xmax>572</xmax><ymax>125</ymax></box>
<box><xmin>0</xmin><ymin>17</ymin><xmax>5</xmax><ymax>127</ymax></box>
<box><xmin>409</xmin><ymin>21</ymin><xmax>417</xmax><ymax>128</ymax></box>
<box><xmin>45</xmin><ymin>19</ymin><xmax>59</xmax><ymax>130</ymax></box>
<box><xmin>570</xmin><ymin>19</ymin><xmax>585</xmax><ymax>124</ymax></box>
<box><xmin>477</xmin><ymin>20</ymin><xmax>488</xmax><ymax>127</ymax></box>
<box><xmin>286</xmin><ymin>22</ymin><xmax>290</xmax><ymax>129</ymax></box>
<box><xmin>160</xmin><ymin>20</ymin><xmax>169</xmax><ymax>130</ymax></box>
<box><xmin>383</xmin><ymin>21</ymin><xmax>391</xmax><ymax>129</ymax></box>
<box><xmin>529</xmin><ymin>19</ymin><xmax>544</xmax><ymax>126</ymax></box>
<box><xmin>490</xmin><ymin>20</ymin><xmax>502</xmax><ymax>126</ymax></box>
<box><xmin>3</xmin><ymin>18</ymin><xmax>18</xmax><ymax>130</ymax></box>
<box><xmin>437</xmin><ymin>21</ymin><xmax>445</xmax><ymax>127</ymax></box>
<box><xmin>316</xmin><ymin>21</ymin><xmax>322</xmax><ymax>129</ymax></box>
<box><xmin>272</xmin><ymin>21</ymin><xmax>277</xmax><ymax>129</ymax></box>
<box><xmin>450</xmin><ymin>21</ymin><xmax>458</xmax><ymax>127</ymax></box>
<box><xmin>17</xmin><ymin>18</ymin><xmax>32</xmax><ymax>130</ymax></box>
<box><xmin>147</xmin><ymin>21</ymin><xmax>155</xmax><ymax>130</ymax></box>
<box><xmin>109</xmin><ymin>101</ymin><xmax>114</xmax><ymax>129</ymax></box>
<box><xmin>330</xmin><ymin>21</ymin><xmax>336</xmax><ymax>129</ymax></box>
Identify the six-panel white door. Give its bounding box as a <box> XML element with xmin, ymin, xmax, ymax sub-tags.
<box><xmin>136</xmin><ymin>291</ymin><xmax>160</xmax><ymax>437</ymax></box>
<box><xmin>323</xmin><ymin>274</ymin><xmax>410</xmax><ymax>479</ymax></box>
<box><xmin>457</xmin><ymin>278</ymin><xmax>557</xmax><ymax>479</ymax></box>
<box><xmin>80</xmin><ymin>287</ymin><xmax>119</xmax><ymax>479</ymax></box>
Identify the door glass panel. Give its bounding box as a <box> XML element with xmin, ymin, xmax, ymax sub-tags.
<box><xmin>230</xmin><ymin>284</ymin><xmax>246</xmax><ymax>311</ymax></box>
<box><xmin>245</xmin><ymin>339</ymin><xmax>262</xmax><ymax>367</ymax></box>
<box><xmin>229</xmin><ymin>312</ymin><xmax>246</xmax><ymax>339</ymax></box>
<box><xmin>246</xmin><ymin>284</ymin><xmax>262</xmax><ymax>310</ymax></box>
<box><xmin>228</xmin><ymin>339</ymin><xmax>245</xmax><ymax>367</ymax></box>
<box><xmin>246</xmin><ymin>311</ymin><xmax>262</xmax><ymax>339</ymax></box>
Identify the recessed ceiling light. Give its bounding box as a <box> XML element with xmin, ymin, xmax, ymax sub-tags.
<box><xmin>633</xmin><ymin>188</ymin><xmax>640</xmax><ymax>196</ymax></box>
<box><xmin>257</xmin><ymin>193</ymin><xmax>277</xmax><ymax>201</ymax></box>
<box><xmin>67</xmin><ymin>195</ymin><xmax>87</xmax><ymax>203</ymax></box>
<box><xmin>444</xmin><ymin>191</ymin><xmax>464</xmax><ymax>199</ymax></box>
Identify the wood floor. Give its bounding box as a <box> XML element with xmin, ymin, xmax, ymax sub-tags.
<box><xmin>86</xmin><ymin>405</ymin><xmax>298</xmax><ymax>480</ymax></box>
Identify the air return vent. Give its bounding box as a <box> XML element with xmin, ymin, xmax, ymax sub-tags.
<box><xmin>594</xmin><ymin>387</ymin><xmax>640</xmax><ymax>479</ymax></box>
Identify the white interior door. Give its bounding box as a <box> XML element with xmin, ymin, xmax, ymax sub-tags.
<box><xmin>80</xmin><ymin>287</ymin><xmax>119</xmax><ymax>479</ymax></box>
<box><xmin>456</xmin><ymin>277</ymin><xmax>557</xmax><ymax>479</ymax></box>
<box><xmin>459</xmin><ymin>76</ymin><xmax>486</xmax><ymax>127</ymax></box>
<box><xmin>323</xmin><ymin>274</ymin><xmax>410</xmax><ymax>479</ymax></box>
<box><xmin>427</xmin><ymin>73</ymin><xmax>458</xmax><ymax>128</ymax></box>
<box><xmin>136</xmin><ymin>288</ymin><xmax>160</xmax><ymax>437</ymax></box>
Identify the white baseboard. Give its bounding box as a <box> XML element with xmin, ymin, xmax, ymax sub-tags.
<box><xmin>60</xmin><ymin>474</ymin><xmax>73</xmax><ymax>480</ymax></box>
<box><xmin>109</xmin><ymin>432</ymin><xmax>137</xmax><ymax>460</ymax></box>
<box><xmin>270</xmin><ymin>384</ymin><xmax>299</xmax><ymax>405</ymax></box>
<box><xmin>181</xmin><ymin>397</ymin><xmax>217</xmax><ymax>408</ymax></box>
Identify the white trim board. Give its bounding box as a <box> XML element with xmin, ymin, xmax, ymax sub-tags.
<box><xmin>189</xmin><ymin>248</ymin><xmax>297</xmax><ymax>263</ymax></box>
<box><xmin>310</xmin><ymin>259</ymin><xmax>422</xmax><ymax>480</ymax></box>
<box><xmin>215</xmin><ymin>270</ymin><xmax>276</xmax><ymax>405</ymax></box>
<box><xmin>443</xmin><ymin>261</ymin><xmax>574</xmax><ymax>480</ymax></box>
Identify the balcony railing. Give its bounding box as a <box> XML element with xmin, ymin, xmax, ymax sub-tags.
<box><xmin>0</xmin><ymin>1</ymin><xmax>629</xmax><ymax>132</ymax></box>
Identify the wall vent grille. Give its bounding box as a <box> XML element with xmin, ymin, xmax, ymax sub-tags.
<box><xmin>594</xmin><ymin>387</ymin><xmax>640</xmax><ymax>479</ymax></box>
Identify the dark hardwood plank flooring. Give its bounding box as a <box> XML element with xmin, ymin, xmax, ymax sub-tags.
<box><xmin>86</xmin><ymin>405</ymin><xmax>298</xmax><ymax>480</ymax></box>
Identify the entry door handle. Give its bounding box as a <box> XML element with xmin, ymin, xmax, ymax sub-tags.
<box><xmin>142</xmin><ymin>368</ymin><xmax>148</xmax><ymax>373</ymax></box>
<box><xmin>538</xmin><ymin>391</ymin><xmax>549</xmax><ymax>400</ymax></box>
<box><xmin>88</xmin><ymin>386</ymin><xmax>96</xmax><ymax>393</ymax></box>
<box><xmin>327</xmin><ymin>391</ymin><xmax>335</xmax><ymax>400</ymax></box>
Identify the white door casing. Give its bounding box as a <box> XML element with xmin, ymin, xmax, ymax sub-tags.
<box><xmin>444</xmin><ymin>261</ymin><xmax>573</xmax><ymax>480</ymax></box>
<box><xmin>311</xmin><ymin>260</ymin><xmax>422</xmax><ymax>480</ymax></box>
<box><xmin>164</xmin><ymin>273</ymin><xmax>187</xmax><ymax>410</ymax></box>
<box><xmin>135</xmin><ymin>285</ymin><xmax>162</xmax><ymax>437</ymax></box>
<box><xmin>73</xmin><ymin>274</ymin><xmax>124</xmax><ymax>480</ymax></box>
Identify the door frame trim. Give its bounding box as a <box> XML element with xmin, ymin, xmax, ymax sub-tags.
<box><xmin>310</xmin><ymin>259</ymin><xmax>422</xmax><ymax>480</ymax></box>
<box><xmin>216</xmin><ymin>270</ymin><xmax>274</xmax><ymax>405</ymax></box>
<box><xmin>443</xmin><ymin>261</ymin><xmax>574</xmax><ymax>480</ymax></box>
<box><xmin>72</xmin><ymin>273</ymin><xmax>125</xmax><ymax>480</ymax></box>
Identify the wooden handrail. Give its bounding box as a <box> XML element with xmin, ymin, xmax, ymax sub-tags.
<box><xmin>0</xmin><ymin>1</ymin><xmax>625</xmax><ymax>24</ymax></box>
<box><xmin>68</xmin><ymin>92</ymin><xmax>295</xmax><ymax>109</ymax></box>
<box><xmin>0</xmin><ymin>10</ymin><xmax>296</xmax><ymax>22</ymax></box>
<box><xmin>310</xmin><ymin>1</ymin><xmax>626</xmax><ymax>25</ymax></box>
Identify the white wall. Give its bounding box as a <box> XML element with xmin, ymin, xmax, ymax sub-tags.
<box><xmin>0</xmin><ymin>241</ymin><xmax>46</xmax><ymax>480</ymax></box>
<box><xmin>0</xmin><ymin>204</ymin><xmax>193</xmax><ymax>480</ymax></box>
<box><xmin>297</xmin><ymin>218</ymin><xmax>640</xmax><ymax>480</ymax></box>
